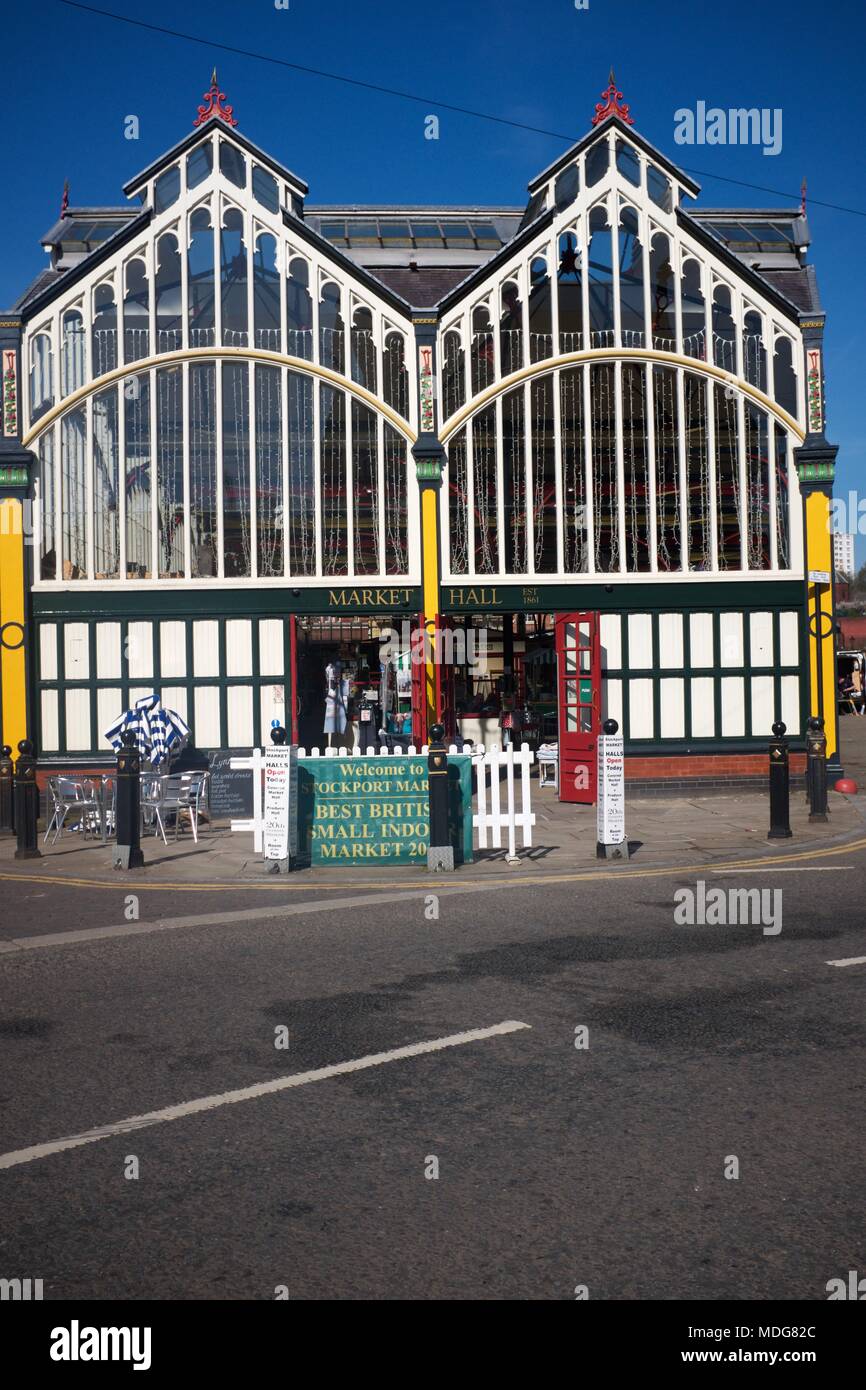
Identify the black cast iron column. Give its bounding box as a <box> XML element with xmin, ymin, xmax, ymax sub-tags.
<box><xmin>0</xmin><ymin>744</ymin><xmax>14</xmax><ymax>835</ymax></box>
<box><xmin>767</xmin><ymin>721</ymin><xmax>792</xmax><ymax>840</ymax></box>
<box><xmin>113</xmin><ymin>730</ymin><xmax>144</xmax><ymax>869</ymax></box>
<box><xmin>427</xmin><ymin>722</ymin><xmax>454</xmax><ymax>872</ymax></box>
<box><xmin>13</xmin><ymin>740</ymin><xmax>41</xmax><ymax>860</ymax></box>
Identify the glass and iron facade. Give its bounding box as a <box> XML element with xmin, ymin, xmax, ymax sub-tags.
<box><xmin>1</xmin><ymin>75</ymin><xmax>836</xmax><ymax>770</ymax></box>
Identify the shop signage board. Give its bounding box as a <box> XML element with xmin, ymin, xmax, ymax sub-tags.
<box><xmin>597</xmin><ymin>730</ymin><xmax>626</xmax><ymax>851</ymax></box>
<box><xmin>208</xmin><ymin>748</ymin><xmax>256</xmax><ymax>819</ymax></box>
<box><xmin>297</xmin><ymin>755</ymin><xmax>473</xmax><ymax>866</ymax></box>
<box><xmin>263</xmin><ymin>745</ymin><xmax>298</xmax><ymax>862</ymax></box>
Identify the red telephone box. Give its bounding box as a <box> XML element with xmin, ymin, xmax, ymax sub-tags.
<box><xmin>555</xmin><ymin>612</ymin><xmax>601</xmax><ymax>804</ymax></box>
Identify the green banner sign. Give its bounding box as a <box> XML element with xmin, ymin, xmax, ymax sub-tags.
<box><xmin>297</xmin><ymin>755</ymin><xmax>473</xmax><ymax>866</ymax></box>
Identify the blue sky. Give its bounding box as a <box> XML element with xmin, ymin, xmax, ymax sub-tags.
<box><xmin>4</xmin><ymin>0</ymin><xmax>864</xmax><ymax>564</ymax></box>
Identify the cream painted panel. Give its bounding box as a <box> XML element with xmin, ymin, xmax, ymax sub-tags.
<box><xmin>41</xmin><ymin>690</ymin><xmax>59</xmax><ymax>751</ymax></box>
<box><xmin>658</xmin><ymin>613</ymin><xmax>683</xmax><ymax>669</ymax></box>
<box><xmin>660</xmin><ymin>678</ymin><xmax>685</xmax><ymax>737</ymax></box>
<box><xmin>749</xmin><ymin>612</ymin><xmax>773</xmax><ymax>666</ymax></box>
<box><xmin>628</xmin><ymin>614</ymin><xmax>653</xmax><ymax>668</ymax></box>
<box><xmin>690</xmin><ymin>677</ymin><xmax>715</xmax><ymax>736</ymax></box>
<box><xmin>689</xmin><ymin>612</ymin><xmax>714</xmax><ymax>667</ymax></box>
<box><xmin>64</xmin><ymin>623</ymin><xmax>89</xmax><ymax>680</ymax></box>
<box><xmin>600</xmin><ymin>614</ymin><xmax>621</xmax><ymax>670</ymax></box>
<box><xmin>628</xmin><ymin>677</ymin><xmax>654</xmax><ymax>738</ymax></box>
<box><xmin>160</xmin><ymin>621</ymin><xmax>187</xmax><ymax>679</ymax></box>
<box><xmin>721</xmin><ymin>676</ymin><xmax>745</xmax><ymax>736</ymax></box>
<box><xmin>39</xmin><ymin>624</ymin><xmax>58</xmax><ymax>681</ymax></box>
<box><xmin>719</xmin><ymin>613</ymin><xmax>744</xmax><ymax>668</ymax></box>
<box><xmin>96</xmin><ymin>623</ymin><xmax>122</xmax><ymax>679</ymax></box>
<box><xmin>194</xmin><ymin>686</ymin><xmax>221</xmax><ymax>747</ymax></box>
<box><xmin>127</xmin><ymin>621</ymin><xmax>153</xmax><ymax>678</ymax></box>
<box><xmin>65</xmin><ymin>688</ymin><xmax>91</xmax><ymax>750</ymax></box>
<box><xmin>227</xmin><ymin>685</ymin><xmax>254</xmax><ymax>746</ymax></box>
<box><xmin>193</xmin><ymin>620</ymin><xmax>219</xmax><ymax>677</ymax></box>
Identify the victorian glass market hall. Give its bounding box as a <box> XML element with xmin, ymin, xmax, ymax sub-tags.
<box><xmin>0</xmin><ymin>72</ymin><xmax>841</xmax><ymax>799</ymax></box>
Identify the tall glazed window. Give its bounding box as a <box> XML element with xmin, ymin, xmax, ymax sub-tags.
<box><xmin>255</xmin><ymin>363</ymin><xmax>283</xmax><ymax>576</ymax></box>
<box><xmin>681</xmin><ymin>259</ymin><xmax>706</xmax><ymax>361</ymax></box>
<box><xmin>189</xmin><ymin>361</ymin><xmax>217</xmax><ymax>577</ymax></box>
<box><xmin>472</xmin><ymin>405</ymin><xmax>498</xmax><ymax>573</ymax></box>
<box><xmin>383</xmin><ymin>332</ymin><xmax>409</xmax><ymax>418</ymax></box>
<box><xmin>531</xmin><ymin>376</ymin><xmax>557</xmax><ymax>572</ymax></box>
<box><xmin>684</xmin><ymin>372</ymin><xmax>711</xmax><ymax>570</ymax></box>
<box><xmin>743</xmin><ymin>310</ymin><xmax>767</xmax><ymax>392</ymax></box>
<box><xmin>124</xmin><ymin>371</ymin><xmax>151</xmax><ymax>578</ymax></box>
<box><xmin>38</xmin><ymin>430</ymin><xmax>56</xmax><ymax>580</ymax></box>
<box><xmin>351</xmin><ymin>307</ymin><xmax>377</xmax><ymax>393</ymax></box>
<box><xmin>503</xmin><ymin>386</ymin><xmax>526</xmax><ymax>573</ymax></box>
<box><xmin>774</xmin><ymin>424</ymin><xmax>791</xmax><ymax>569</ymax></box>
<box><xmin>123</xmin><ymin>259</ymin><xmax>150</xmax><ymax>365</ymax></box>
<box><xmin>319</xmin><ymin>283</ymin><xmax>344</xmax><ymax>374</ymax></box>
<box><xmin>61</xmin><ymin>310</ymin><xmax>85</xmax><ymax>396</ymax></box>
<box><xmin>286</xmin><ymin>258</ymin><xmax>312</xmax><ymax>360</ymax></box>
<box><xmin>156</xmin><ymin>365</ymin><xmax>184</xmax><ymax>577</ymax></box>
<box><xmin>649</xmin><ymin>233</ymin><xmax>675</xmax><ymax>350</ymax></box>
<box><xmin>352</xmin><ymin>400</ymin><xmax>379</xmax><ymax>574</ymax></box>
<box><xmin>442</xmin><ymin>330</ymin><xmax>465</xmax><ymax>419</ymax></box>
<box><xmin>618</xmin><ymin>207</ymin><xmax>645</xmax><ymax>347</ymax></box>
<box><xmin>591</xmin><ymin>363</ymin><xmax>618</xmax><ymax>571</ymax></box>
<box><xmin>471</xmin><ymin>304</ymin><xmax>494</xmax><ymax>395</ymax></box>
<box><xmin>320</xmin><ymin>383</ymin><xmax>347</xmax><ymax>575</ymax></box>
<box><xmin>447</xmin><ymin>427</ymin><xmax>469</xmax><ymax>574</ymax></box>
<box><xmin>286</xmin><ymin>370</ymin><xmax>315</xmax><ymax>575</ymax></box>
<box><xmin>384</xmin><ymin>423</ymin><xmax>408</xmax><ymax>575</ymax></box>
<box><xmin>528</xmin><ymin>258</ymin><xmax>552</xmax><ymax>363</ymax></box>
<box><xmin>92</xmin><ymin>385</ymin><xmax>119</xmax><ymax>578</ymax></box>
<box><xmin>653</xmin><ymin>365</ymin><xmax>679</xmax><ymax>570</ymax></box>
<box><xmin>714</xmin><ymin>380</ymin><xmax>741</xmax><ymax>569</ymax></box>
<box><xmin>155</xmin><ymin>234</ymin><xmax>182</xmax><ymax>354</ymax></box>
<box><xmin>253</xmin><ymin>233</ymin><xmax>281</xmax><ymax>351</ymax></box>
<box><xmin>500</xmin><ymin>281</ymin><xmax>523</xmax><ymax>375</ymax></box>
<box><xmin>30</xmin><ymin>334</ymin><xmax>53</xmax><ymax>424</ymax></box>
<box><xmin>560</xmin><ymin>367</ymin><xmax>587</xmax><ymax>573</ymax></box>
<box><xmin>712</xmin><ymin>286</ymin><xmax>736</xmax><ymax>373</ymax></box>
<box><xmin>588</xmin><ymin>207</ymin><xmax>614</xmax><ymax>347</ymax></box>
<box><xmin>622</xmin><ymin>362</ymin><xmax>650</xmax><ymax>572</ymax></box>
<box><xmin>221</xmin><ymin>208</ymin><xmax>248</xmax><ymax>348</ymax></box>
<box><xmin>61</xmin><ymin>407</ymin><xmax>87</xmax><ymax>579</ymax></box>
<box><xmin>222</xmin><ymin>360</ymin><xmax>251</xmax><ymax>576</ymax></box>
<box><xmin>557</xmin><ymin>233</ymin><xmax>583</xmax><ymax>353</ymax></box>
<box><xmin>744</xmin><ymin>402</ymin><xmax>770</xmax><ymax>569</ymax></box>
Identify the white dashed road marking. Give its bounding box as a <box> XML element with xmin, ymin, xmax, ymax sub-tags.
<box><xmin>0</xmin><ymin>1021</ymin><xmax>531</xmax><ymax>1171</ymax></box>
<box><xmin>826</xmin><ymin>955</ymin><xmax>866</xmax><ymax>968</ymax></box>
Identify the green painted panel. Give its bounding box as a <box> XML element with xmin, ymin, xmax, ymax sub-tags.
<box><xmin>296</xmin><ymin>755</ymin><xmax>473</xmax><ymax>866</ymax></box>
<box><xmin>32</xmin><ymin>584</ymin><xmax>422</xmax><ymax>619</ymax></box>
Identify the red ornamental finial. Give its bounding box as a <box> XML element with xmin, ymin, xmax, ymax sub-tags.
<box><xmin>193</xmin><ymin>68</ymin><xmax>238</xmax><ymax>128</ymax></box>
<box><xmin>591</xmin><ymin>68</ymin><xmax>635</xmax><ymax>127</ymax></box>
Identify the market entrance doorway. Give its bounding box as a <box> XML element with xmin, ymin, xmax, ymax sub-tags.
<box><xmin>555</xmin><ymin>612</ymin><xmax>601</xmax><ymax>804</ymax></box>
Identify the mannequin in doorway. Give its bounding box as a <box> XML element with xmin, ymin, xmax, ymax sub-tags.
<box><xmin>324</xmin><ymin>659</ymin><xmax>350</xmax><ymax>748</ymax></box>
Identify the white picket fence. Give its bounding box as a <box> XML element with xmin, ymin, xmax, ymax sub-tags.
<box><xmin>230</xmin><ymin>742</ymin><xmax>535</xmax><ymax>860</ymax></box>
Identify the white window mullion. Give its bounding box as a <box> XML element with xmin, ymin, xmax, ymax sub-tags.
<box><xmin>149</xmin><ymin>367</ymin><xmax>158</xmax><ymax>581</ymax></box>
<box><xmin>523</xmin><ymin>380</ymin><xmax>533</xmax><ymax>577</ymax></box>
<box><xmin>582</xmin><ymin>363</ymin><xmax>596</xmax><ymax>574</ymax></box>
<box><xmin>611</xmin><ymin>205</ymin><xmax>622</xmax><ymax>350</ymax></box>
<box><xmin>580</xmin><ymin>209</ymin><xmax>591</xmax><ymax>354</ymax></box>
<box><xmin>768</xmin><ymin>417</ymin><xmax>779</xmax><ymax>571</ymax></box>
<box><xmin>736</xmin><ymin>390</ymin><xmax>748</xmax><ymax>570</ymax></box>
<box><xmin>675</xmin><ymin>367</ymin><xmax>687</xmax><ymax>572</ymax></box>
<box><xmin>182</xmin><ymin>362</ymin><xmax>191</xmax><ymax>579</ymax></box>
<box><xmin>494</xmin><ymin>394</ymin><xmax>505</xmax><ymax>578</ymax></box>
<box><xmin>707</xmin><ymin>375</ymin><xmax>719</xmax><ymax>572</ymax></box>
<box><xmin>646</xmin><ymin>362</ymin><xmax>658</xmax><ymax>574</ymax></box>
<box><xmin>85</xmin><ymin>393</ymin><xmax>94</xmax><ymax>579</ymax></box>
<box><xmin>118</xmin><ymin>382</ymin><xmax>127</xmax><ymax>582</ymax></box>
<box><xmin>281</xmin><ymin>364</ymin><xmax>290</xmax><ymax>576</ymax></box>
<box><xmin>215</xmin><ymin>361</ymin><xmax>225</xmax><ymax>578</ymax></box>
<box><xmin>214</xmin><ymin>200</ymin><xmax>223</xmax><ymax>349</ymax></box>
<box><xmin>249</xmin><ymin>359</ymin><xmax>258</xmax><ymax>580</ymax></box>
<box><xmin>614</xmin><ymin>360</ymin><xmax>626</xmax><ymax>573</ymax></box>
<box><xmin>345</xmin><ymin>388</ymin><xmax>355</xmax><ymax>580</ymax></box>
<box><xmin>466</xmin><ymin>408</ymin><xmax>476</xmax><ymax>575</ymax></box>
<box><xmin>180</xmin><ymin>210</ymin><xmax>190</xmax><ymax>352</ymax></box>
<box><xmin>312</xmin><ymin>378</ymin><xmax>323</xmax><ymax>575</ymax></box>
<box><xmin>550</xmin><ymin>235</ymin><xmax>560</xmax><ymax>355</ymax></box>
<box><xmin>376</xmin><ymin>411</ymin><xmax>385</xmax><ymax>577</ymax></box>
<box><xmin>553</xmin><ymin>367</ymin><xmax>563</xmax><ymax>574</ymax></box>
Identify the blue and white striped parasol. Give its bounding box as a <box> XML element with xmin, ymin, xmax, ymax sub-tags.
<box><xmin>104</xmin><ymin>694</ymin><xmax>190</xmax><ymax>768</ymax></box>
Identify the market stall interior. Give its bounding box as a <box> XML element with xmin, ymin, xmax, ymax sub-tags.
<box><xmin>294</xmin><ymin>617</ymin><xmax>413</xmax><ymax>749</ymax></box>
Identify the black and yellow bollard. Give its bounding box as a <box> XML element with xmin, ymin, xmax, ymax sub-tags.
<box><xmin>768</xmin><ymin>721</ymin><xmax>792</xmax><ymax>839</ymax></box>
<box><xmin>806</xmin><ymin>716</ymin><xmax>829</xmax><ymax>824</ymax></box>
<box><xmin>0</xmin><ymin>744</ymin><xmax>14</xmax><ymax>835</ymax></box>
<box><xmin>427</xmin><ymin>722</ymin><xmax>454</xmax><ymax>872</ymax></box>
<box><xmin>113</xmin><ymin>730</ymin><xmax>144</xmax><ymax>869</ymax></box>
<box><xmin>13</xmin><ymin>740</ymin><xmax>41</xmax><ymax>860</ymax></box>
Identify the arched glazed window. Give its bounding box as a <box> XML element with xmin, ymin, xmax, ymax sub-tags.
<box><xmin>38</xmin><ymin>430</ymin><xmax>55</xmax><ymax>580</ymax></box>
<box><xmin>383</xmin><ymin>331</ymin><xmax>409</xmax><ymax>418</ymax></box>
<box><xmin>585</xmin><ymin>138</ymin><xmax>609</xmax><ymax>187</ymax></box>
<box><xmin>286</xmin><ymin>370</ymin><xmax>315</xmax><ymax>575</ymax></box>
<box><xmin>253</xmin><ymin>232</ymin><xmax>281</xmax><ymax>349</ymax></box>
<box><xmin>252</xmin><ymin>164</ymin><xmax>279</xmax><ymax>213</ymax></box>
<box><xmin>588</xmin><ymin>206</ymin><xmax>614</xmax><ymax>346</ymax></box>
<box><xmin>528</xmin><ymin>258</ymin><xmax>552</xmax><ymax>363</ymax></box>
<box><xmin>30</xmin><ymin>333</ymin><xmax>54</xmax><ymax>423</ymax></box>
<box><xmin>712</xmin><ymin>285</ymin><xmax>736</xmax><ymax>373</ymax></box>
<box><xmin>61</xmin><ymin>310</ymin><xmax>86</xmax><ymax>396</ymax></box>
<box><xmin>155</xmin><ymin>233</ymin><xmax>182</xmax><ymax>352</ymax></box>
<box><xmin>221</xmin><ymin>208</ymin><xmax>248</xmax><ymax>347</ymax></box>
<box><xmin>683</xmin><ymin>372</ymin><xmax>711</xmax><ymax>570</ymax></box>
<box><xmin>470</xmin><ymin>303</ymin><xmax>494</xmax><ymax>394</ymax></box>
<box><xmin>442</xmin><ymin>329</ymin><xmax>465</xmax><ymax>420</ymax></box>
<box><xmin>649</xmin><ymin>233</ymin><xmax>675</xmax><ymax>349</ymax></box>
<box><xmin>681</xmin><ymin>259</ymin><xmax>705</xmax><ymax>361</ymax></box>
<box><xmin>615</xmin><ymin>137</ymin><xmax>641</xmax><ymax>186</ymax></box>
<box><xmin>319</xmin><ymin>282</ymin><xmax>344</xmax><ymax>374</ymax></box>
<box><xmin>383</xmin><ymin>423</ymin><xmax>408</xmax><ymax>574</ymax></box>
<box><xmin>123</xmin><ymin>258</ymin><xmax>150</xmax><ymax>365</ymax></box>
<box><xmin>473</xmin><ymin>404</ymin><xmax>498</xmax><ymax>573</ymax></box>
<box><xmin>743</xmin><ymin>309</ymin><xmax>767</xmax><ymax>392</ymax></box>
<box><xmin>591</xmin><ymin>362</ymin><xmax>618</xmax><ymax>570</ymax></box>
<box><xmin>744</xmin><ymin>402</ymin><xmax>770</xmax><ymax>568</ymax></box>
<box><xmin>647</xmin><ymin>165</ymin><xmax>672</xmax><ymax>213</ymax></box>
<box><xmin>773</xmin><ymin>335</ymin><xmax>797</xmax><ymax>417</ymax></box>
<box><xmin>351</xmin><ymin>305</ymin><xmax>377</xmax><ymax>392</ymax></box>
<box><xmin>557</xmin><ymin>232</ymin><xmax>582</xmax><ymax>353</ymax></box>
<box><xmin>352</xmin><ymin>399</ymin><xmax>379</xmax><ymax>574</ymax></box>
<box><xmin>618</xmin><ymin>206</ymin><xmax>644</xmax><ymax>347</ymax></box>
<box><xmin>189</xmin><ymin>361</ymin><xmax>218</xmax><ymax>578</ymax></box>
<box><xmin>500</xmin><ymin>280</ymin><xmax>522</xmax><ymax>375</ymax></box>
<box><xmin>286</xmin><ymin>257</ymin><xmax>312</xmax><ymax>360</ymax></box>
<box><xmin>188</xmin><ymin>206</ymin><xmax>215</xmax><ymax>347</ymax></box>
<box><xmin>92</xmin><ymin>282</ymin><xmax>117</xmax><ymax>377</ymax></box>
<box><xmin>775</xmin><ymin>423</ymin><xmax>791</xmax><ymax>569</ymax></box>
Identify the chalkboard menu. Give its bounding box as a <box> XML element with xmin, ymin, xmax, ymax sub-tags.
<box><xmin>207</xmin><ymin>748</ymin><xmax>256</xmax><ymax>820</ymax></box>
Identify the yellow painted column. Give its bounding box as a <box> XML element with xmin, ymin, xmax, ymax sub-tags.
<box><xmin>419</xmin><ymin>474</ymin><xmax>441</xmax><ymax>733</ymax></box>
<box><xmin>0</xmin><ymin>496</ymin><xmax>28</xmax><ymax>751</ymax></box>
<box><xmin>802</xmin><ymin>487</ymin><xmax>837</xmax><ymax>759</ymax></box>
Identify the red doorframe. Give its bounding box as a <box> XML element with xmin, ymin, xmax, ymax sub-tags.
<box><xmin>288</xmin><ymin>614</ymin><xmax>298</xmax><ymax>743</ymax></box>
<box><xmin>411</xmin><ymin>613</ymin><xmax>426</xmax><ymax>746</ymax></box>
<box><xmin>555</xmin><ymin>612</ymin><xmax>601</xmax><ymax>804</ymax></box>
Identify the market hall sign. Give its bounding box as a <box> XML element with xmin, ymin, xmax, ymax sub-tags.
<box><xmin>327</xmin><ymin>587</ymin><xmax>417</xmax><ymax>609</ymax></box>
<box><xmin>297</xmin><ymin>756</ymin><xmax>473</xmax><ymax>865</ymax></box>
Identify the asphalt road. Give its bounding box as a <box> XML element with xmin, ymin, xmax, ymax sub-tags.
<box><xmin>0</xmin><ymin>850</ymin><xmax>864</xmax><ymax>1300</ymax></box>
